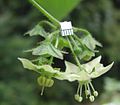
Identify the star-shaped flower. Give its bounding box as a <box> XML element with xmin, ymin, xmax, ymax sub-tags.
<box><xmin>56</xmin><ymin>56</ymin><xmax>114</xmax><ymax>102</ymax></box>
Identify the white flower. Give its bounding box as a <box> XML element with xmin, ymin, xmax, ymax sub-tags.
<box><xmin>56</xmin><ymin>56</ymin><xmax>114</xmax><ymax>102</ymax></box>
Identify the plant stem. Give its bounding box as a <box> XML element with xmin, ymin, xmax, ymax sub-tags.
<box><xmin>30</xmin><ymin>0</ymin><xmax>60</xmax><ymax>27</ymax></box>
<box><xmin>39</xmin><ymin>20</ymin><xmax>57</xmax><ymax>30</ymax></box>
<box><xmin>73</xmin><ymin>35</ymin><xmax>84</xmax><ymax>47</ymax></box>
<box><xmin>69</xmin><ymin>35</ymin><xmax>79</xmax><ymax>49</ymax></box>
<box><xmin>66</xmin><ymin>36</ymin><xmax>81</xmax><ymax>69</ymax></box>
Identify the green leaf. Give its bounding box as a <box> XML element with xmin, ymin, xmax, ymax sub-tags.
<box><xmin>72</xmin><ymin>39</ymin><xmax>95</xmax><ymax>61</ymax></box>
<box><xmin>25</xmin><ymin>24</ymin><xmax>48</xmax><ymax>37</ymax></box>
<box><xmin>78</xmin><ymin>49</ymin><xmax>95</xmax><ymax>61</ymax></box>
<box><xmin>81</xmin><ymin>35</ymin><xmax>102</xmax><ymax>51</ymax></box>
<box><xmin>35</xmin><ymin>0</ymin><xmax>81</xmax><ymax>20</ymax></box>
<box><xmin>32</xmin><ymin>42</ymin><xmax>63</xmax><ymax>59</ymax></box>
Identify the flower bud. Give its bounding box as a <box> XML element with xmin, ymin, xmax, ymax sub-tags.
<box><xmin>93</xmin><ymin>91</ymin><xmax>98</xmax><ymax>97</ymax></box>
<box><xmin>89</xmin><ymin>95</ymin><xmax>95</xmax><ymax>102</ymax></box>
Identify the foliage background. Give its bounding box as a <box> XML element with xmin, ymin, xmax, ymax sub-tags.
<box><xmin>0</xmin><ymin>0</ymin><xmax>120</xmax><ymax>105</ymax></box>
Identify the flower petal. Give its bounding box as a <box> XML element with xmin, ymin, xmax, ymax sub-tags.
<box><xmin>90</xmin><ymin>62</ymin><xmax>114</xmax><ymax>78</ymax></box>
<box><xmin>18</xmin><ymin>58</ymin><xmax>37</xmax><ymax>71</ymax></box>
<box><xmin>82</xmin><ymin>56</ymin><xmax>102</xmax><ymax>73</ymax></box>
<box><xmin>18</xmin><ymin>58</ymin><xmax>59</xmax><ymax>75</ymax></box>
<box><xmin>55</xmin><ymin>69</ymin><xmax>91</xmax><ymax>82</ymax></box>
<box><xmin>55</xmin><ymin>73</ymin><xmax>81</xmax><ymax>82</ymax></box>
<box><xmin>65</xmin><ymin>61</ymin><xmax>80</xmax><ymax>74</ymax></box>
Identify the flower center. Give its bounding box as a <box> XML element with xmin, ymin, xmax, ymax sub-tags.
<box><xmin>74</xmin><ymin>80</ymin><xmax>98</xmax><ymax>102</ymax></box>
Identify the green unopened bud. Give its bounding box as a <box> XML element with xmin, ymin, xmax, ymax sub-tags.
<box><xmin>85</xmin><ymin>90</ymin><xmax>90</xmax><ymax>95</ymax></box>
<box><xmin>74</xmin><ymin>94</ymin><xmax>79</xmax><ymax>101</ymax></box>
<box><xmin>89</xmin><ymin>95</ymin><xmax>95</xmax><ymax>102</ymax></box>
<box><xmin>78</xmin><ymin>96</ymin><xmax>83</xmax><ymax>102</ymax></box>
<box><xmin>93</xmin><ymin>91</ymin><xmax>98</xmax><ymax>97</ymax></box>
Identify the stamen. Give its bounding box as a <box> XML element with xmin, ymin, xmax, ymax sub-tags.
<box><xmin>85</xmin><ymin>84</ymin><xmax>89</xmax><ymax>98</ymax></box>
<box><xmin>89</xmin><ymin>82</ymin><xmax>95</xmax><ymax>91</ymax></box>
<box><xmin>89</xmin><ymin>81</ymin><xmax>98</xmax><ymax>96</ymax></box>
<box><xmin>77</xmin><ymin>83</ymin><xmax>80</xmax><ymax>94</ymax></box>
<box><xmin>87</xmin><ymin>83</ymin><xmax>91</xmax><ymax>96</ymax></box>
<box><xmin>79</xmin><ymin>85</ymin><xmax>83</xmax><ymax>97</ymax></box>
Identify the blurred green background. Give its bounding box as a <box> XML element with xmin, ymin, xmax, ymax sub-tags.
<box><xmin>0</xmin><ymin>0</ymin><xmax>120</xmax><ymax>105</ymax></box>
